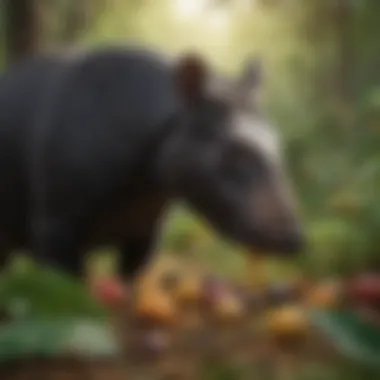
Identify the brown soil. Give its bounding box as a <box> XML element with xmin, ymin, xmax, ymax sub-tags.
<box><xmin>0</xmin><ymin>307</ymin><xmax>338</xmax><ymax>380</ymax></box>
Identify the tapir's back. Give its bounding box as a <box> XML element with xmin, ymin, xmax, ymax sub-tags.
<box><xmin>29</xmin><ymin>47</ymin><xmax>179</xmax><ymax>224</ymax></box>
<box><xmin>0</xmin><ymin>56</ymin><xmax>65</xmax><ymax>246</ymax></box>
<box><xmin>39</xmin><ymin>47</ymin><xmax>179</xmax><ymax>164</ymax></box>
<box><xmin>0</xmin><ymin>46</ymin><xmax>180</xmax><ymax>248</ymax></box>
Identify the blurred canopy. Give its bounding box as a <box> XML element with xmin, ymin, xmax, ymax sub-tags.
<box><xmin>0</xmin><ymin>0</ymin><xmax>379</xmax><ymax>279</ymax></box>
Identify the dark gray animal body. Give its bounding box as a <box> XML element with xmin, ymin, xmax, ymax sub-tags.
<box><xmin>0</xmin><ymin>45</ymin><xmax>304</xmax><ymax>279</ymax></box>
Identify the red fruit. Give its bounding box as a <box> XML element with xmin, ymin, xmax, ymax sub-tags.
<box><xmin>202</xmin><ymin>276</ymin><xmax>225</xmax><ymax>302</ymax></box>
<box><xmin>347</xmin><ymin>274</ymin><xmax>380</xmax><ymax>304</ymax></box>
<box><xmin>91</xmin><ymin>277</ymin><xmax>127</xmax><ymax>308</ymax></box>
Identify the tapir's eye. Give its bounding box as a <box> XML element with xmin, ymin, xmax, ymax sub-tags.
<box><xmin>223</xmin><ymin>145</ymin><xmax>253</xmax><ymax>174</ymax></box>
<box><xmin>225</xmin><ymin>144</ymin><xmax>253</xmax><ymax>164</ymax></box>
<box><xmin>232</xmin><ymin>149</ymin><xmax>252</xmax><ymax>166</ymax></box>
<box><xmin>222</xmin><ymin>144</ymin><xmax>268</xmax><ymax>182</ymax></box>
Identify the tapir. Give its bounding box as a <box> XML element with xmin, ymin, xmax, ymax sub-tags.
<box><xmin>0</xmin><ymin>46</ymin><xmax>304</xmax><ymax>280</ymax></box>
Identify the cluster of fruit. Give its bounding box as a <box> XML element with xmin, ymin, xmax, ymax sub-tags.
<box><xmin>89</xmin><ymin>266</ymin><xmax>344</xmax><ymax>342</ymax></box>
<box><xmin>344</xmin><ymin>273</ymin><xmax>380</xmax><ymax>323</ymax></box>
<box><xmin>91</xmin><ymin>272</ymin><xmax>248</xmax><ymax>326</ymax></box>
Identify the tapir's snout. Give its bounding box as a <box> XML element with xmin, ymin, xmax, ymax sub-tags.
<box><xmin>248</xmin><ymin>184</ymin><xmax>305</xmax><ymax>256</ymax></box>
<box><xmin>268</xmin><ymin>222</ymin><xmax>305</xmax><ymax>255</ymax></box>
<box><xmin>246</xmin><ymin>217</ymin><xmax>305</xmax><ymax>257</ymax></box>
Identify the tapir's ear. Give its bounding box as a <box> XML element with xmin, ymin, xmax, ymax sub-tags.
<box><xmin>174</xmin><ymin>54</ymin><xmax>208</xmax><ymax>102</ymax></box>
<box><xmin>236</xmin><ymin>58</ymin><xmax>262</xmax><ymax>108</ymax></box>
<box><xmin>239</xmin><ymin>57</ymin><xmax>262</xmax><ymax>90</ymax></box>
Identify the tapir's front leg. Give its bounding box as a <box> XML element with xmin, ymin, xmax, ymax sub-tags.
<box><xmin>117</xmin><ymin>195</ymin><xmax>167</xmax><ymax>282</ymax></box>
<box><xmin>31</xmin><ymin>216</ymin><xmax>83</xmax><ymax>278</ymax></box>
<box><xmin>119</xmin><ymin>232</ymin><xmax>158</xmax><ymax>281</ymax></box>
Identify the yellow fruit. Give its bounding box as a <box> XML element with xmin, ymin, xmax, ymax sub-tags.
<box><xmin>214</xmin><ymin>293</ymin><xmax>245</xmax><ymax>323</ymax></box>
<box><xmin>306</xmin><ymin>281</ymin><xmax>341</xmax><ymax>308</ymax></box>
<box><xmin>175</xmin><ymin>275</ymin><xmax>202</xmax><ymax>303</ymax></box>
<box><xmin>306</xmin><ymin>280</ymin><xmax>342</xmax><ymax>308</ymax></box>
<box><xmin>266</xmin><ymin>305</ymin><xmax>308</xmax><ymax>336</ymax></box>
<box><xmin>135</xmin><ymin>285</ymin><xmax>178</xmax><ymax>325</ymax></box>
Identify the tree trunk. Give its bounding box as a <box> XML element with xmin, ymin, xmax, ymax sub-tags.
<box><xmin>4</xmin><ymin>0</ymin><xmax>42</xmax><ymax>65</ymax></box>
<box><xmin>58</xmin><ymin>0</ymin><xmax>109</xmax><ymax>45</ymax></box>
<box><xmin>59</xmin><ymin>1</ymin><xmax>90</xmax><ymax>44</ymax></box>
<box><xmin>333</xmin><ymin>0</ymin><xmax>354</xmax><ymax>129</ymax></box>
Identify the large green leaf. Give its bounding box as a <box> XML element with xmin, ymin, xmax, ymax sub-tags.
<box><xmin>0</xmin><ymin>319</ymin><xmax>120</xmax><ymax>364</ymax></box>
<box><xmin>309</xmin><ymin>309</ymin><xmax>380</xmax><ymax>369</ymax></box>
<box><xmin>0</xmin><ymin>266</ymin><xmax>107</xmax><ymax>319</ymax></box>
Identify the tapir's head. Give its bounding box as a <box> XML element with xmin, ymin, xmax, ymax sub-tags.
<box><xmin>159</xmin><ymin>54</ymin><xmax>305</xmax><ymax>257</ymax></box>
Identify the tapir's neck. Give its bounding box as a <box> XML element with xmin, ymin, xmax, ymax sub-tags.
<box><xmin>147</xmin><ymin>114</ymin><xmax>185</xmax><ymax>196</ymax></box>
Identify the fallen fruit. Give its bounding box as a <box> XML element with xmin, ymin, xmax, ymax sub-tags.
<box><xmin>175</xmin><ymin>275</ymin><xmax>202</xmax><ymax>303</ymax></box>
<box><xmin>214</xmin><ymin>292</ymin><xmax>245</xmax><ymax>323</ymax></box>
<box><xmin>266</xmin><ymin>305</ymin><xmax>308</xmax><ymax>337</ymax></box>
<box><xmin>306</xmin><ymin>279</ymin><xmax>342</xmax><ymax>309</ymax></box>
<box><xmin>90</xmin><ymin>277</ymin><xmax>126</xmax><ymax>308</ymax></box>
<box><xmin>346</xmin><ymin>274</ymin><xmax>380</xmax><ymax>305</ymax></box>
<box><xmin>135</xmin><ymin>288</ymin><xmax>178</xmax><ymax>326</ymax></box>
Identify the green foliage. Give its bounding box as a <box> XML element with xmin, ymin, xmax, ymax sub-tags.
<box><xmin>0</xmin><ymin>0</ymin><xmax>378</xmax><ymax>278</ymax></box>
<box><xmin>0</xmin><ymin>262</ymin><xmax>107</xmax><ymax>319</ymax></box>
<box><xmin>159</xmin><ymin>205</ymin><xmax>247</xmax><ymax>280</ymax></box>
<box><xmin>126</xmin><ymin>0</ymin><xmax>380</xmax><ymax>278</ymax></box>
<box><xmin>302</xmin><ymin>219</ymin><xmax>369</xmax><ymax>277</ymax></box>
<box><xmin>0</xmin><ymin>258</ymin><xmax>118</xmax><ymax>364</ymax></box>
<box><xmin>202</xmin><ymin>361</ymin><xmax>246</xmax><ymax>380</ymax></box>
<box><xmin>310</xmin><ymin>309</ymin><xmax>380</xmax><ymax>373</ymax></box>
<box><xmin>0</xmin><ymin>319</ymin><xmax>119</xmax><ymax>363</ymax></box>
